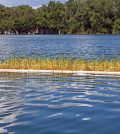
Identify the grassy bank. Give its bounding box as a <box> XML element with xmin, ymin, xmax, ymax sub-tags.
<box><xmin>0</xmin><ymin>58</ymin><xmax>120</xmax><ymax>72</ymax></box>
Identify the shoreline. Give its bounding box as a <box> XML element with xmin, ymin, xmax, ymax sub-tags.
<box><xmin>0</xmin><ymin>34</ymin><xmax>120</xmax><ymax>36</ymax></box>
<box><xmin>0</xmin><ymin>69</ymin><xmax>120</xmax><ymax>76</ymax></box>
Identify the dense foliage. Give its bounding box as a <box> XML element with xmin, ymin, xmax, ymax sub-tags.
<box><xmin>0</xmin><ymin>0</ymin><xmax>120</xmax><ymax>34</ymax></box>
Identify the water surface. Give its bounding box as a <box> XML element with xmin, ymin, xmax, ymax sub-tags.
<box><xmin>0</xmin><ymin>35</ymin><xmax>120</xmax><ymax>134</ymax></box>
<box><xmin>0</xmin><ymin>35</ymin><xmax>120</xmax><ymax>60</ymax></box>
<box><xmin>0</xmin><ymin>73</ymin><xmax>120</xmax><ymax>134</ymax></box>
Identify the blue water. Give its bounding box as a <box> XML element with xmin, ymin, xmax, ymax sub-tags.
<box><xmin>0</xmin><ymin>35</ymin><xmax>120</xmax><ymax>60</ymax></box>
<box><xmin>0</xmin><ymin>35</ymin><xmax>120</xmax><ymax>134</ymax></box>
<box><xmin>0</xmin><ymin>73</ymin><xmax>120</xmax><ymax>134</ymax></box>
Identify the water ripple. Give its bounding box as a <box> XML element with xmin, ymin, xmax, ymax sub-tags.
<box><xmin>0</xmin><ymin>35</ymin><xmax>120</xmax><ymax>60</ymax></box>
<box><xmin>0</xmin><ymin>73</ymin><xmax>120</xmax><ymax>134</ymax></box>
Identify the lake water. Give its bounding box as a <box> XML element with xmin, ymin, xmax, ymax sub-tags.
<box><xmin>0</xmin><ymin>35</ymin><xmax>120</xmax><ymax>134</ymax></box>
<box><xmin>0</xmin><ymin>73</ymin><xmax>120</xmax><ymax>134</ymax></box>
<box><xmin>0</xmin><ymin>35</ymin><xmax>120</xmax><ymax>60</ymax></box>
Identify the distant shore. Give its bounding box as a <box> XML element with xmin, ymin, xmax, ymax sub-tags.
<box><xmin>0</xmin><ymin>33</ymin><xmax>120</xmax><ymax>35</ymax></box>
<box><xmin>1</xmin><ymin>0</ymin><xmax>120</xmax><ymax>35</ymax></box>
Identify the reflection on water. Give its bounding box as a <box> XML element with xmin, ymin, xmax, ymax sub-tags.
<box><xmin>0</xmin><ymin>35</ymin><xmax>120</xmax><ymax>60</ymax></box>
<box><xmin>0</xmin><ymin>73</ymin><xmax>120</xmax><ymax>134</ymax></box>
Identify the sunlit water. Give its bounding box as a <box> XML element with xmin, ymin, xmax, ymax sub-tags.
<box><xmin>0</xmin><ymin>73</ymin><xmax>120</xmax><ymax>134</ymax></box>
<box><xmin>0</xmin><ymin>35</ymin><xmax>120</xmax><ymax>60</ymax></box>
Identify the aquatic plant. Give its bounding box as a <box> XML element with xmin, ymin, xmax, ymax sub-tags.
<box><xmin>0</xmin><ymin>58</ymin><xmax>120</xmax><ymax>72</ymax></box>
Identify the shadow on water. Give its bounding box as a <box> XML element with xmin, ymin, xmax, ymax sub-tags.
<box><xmin>0</xmin><ymin>73</ymin><xmax>120</xmax><ymax>134</ymax></box>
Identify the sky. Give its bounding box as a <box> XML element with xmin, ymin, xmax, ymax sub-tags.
<box><xmin>0</xmin><ymin>0</ymin><xmax>67</xmax><ymax>8</ymax></box>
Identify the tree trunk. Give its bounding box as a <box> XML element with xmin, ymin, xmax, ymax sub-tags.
<box><xmin>59</xmin><ymin>30</ymin><xmax>61</xmax><ymax>35</ymax></box>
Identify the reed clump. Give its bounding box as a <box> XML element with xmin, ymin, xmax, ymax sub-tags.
<box><xmin>0</xmin><ymin>58</ymin><xmax>120</xmax><ymax>72</ymax></box>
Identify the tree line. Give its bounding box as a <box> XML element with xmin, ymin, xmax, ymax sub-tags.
<box><xmin>0</xmin><ymin>0</ymin><xmax>120</xmax><ymax>35</ymax></box>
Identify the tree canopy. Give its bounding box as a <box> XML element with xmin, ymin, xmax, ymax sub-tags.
<box><xmin>0</xmin><ymin>0</ymin><xmax>120</xmax><ymax>34</ymax></box>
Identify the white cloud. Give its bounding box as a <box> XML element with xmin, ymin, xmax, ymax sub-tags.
<box><xmin>32</xmin><ymin>5</ymin><xmax>42</xmax><ymax>9</ymax></box>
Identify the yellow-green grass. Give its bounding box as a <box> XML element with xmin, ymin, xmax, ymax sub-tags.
<box><xmin>0</xmin><ymin>58</ymin><xmax>120</xmax><ymax>72</ymax></box>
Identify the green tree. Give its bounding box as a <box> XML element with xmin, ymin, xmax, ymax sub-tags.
<box><xmin>113</xmin><ymin>19</ymin><xmax>120</xmax><ymax>34</ymax></box>
<box><xmin>0</xmin><ymin>0</ymin><xmax>120</xmax><ymax>34</ymax></box>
